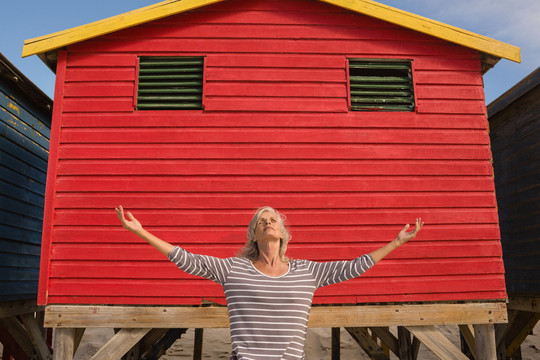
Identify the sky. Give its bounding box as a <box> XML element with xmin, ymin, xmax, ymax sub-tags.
<box><xmin>1</xmin><ymin>0</ymin><xmax>538</xmax><ymax>104</ymax></box>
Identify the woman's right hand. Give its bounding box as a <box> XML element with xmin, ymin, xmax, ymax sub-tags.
<box><xmin>115</xmin><ymin>205</ymin><xmax>144</xmax><ymax>234</ymax></box>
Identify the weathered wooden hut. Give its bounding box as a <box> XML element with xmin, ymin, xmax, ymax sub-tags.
<box><xmin>22</xmin><ymin>0</ymin><xmax>521</xmax><ymax>358</ymax></box>
<box><xmin>0</xmin><ymin>52</ymin><xmax>53</xmax><ymax>360</ymax></box>
<box><xmin>487</xmin><ymin>68</ymin><xmax>540</xmax><ymax>359</ymax></box>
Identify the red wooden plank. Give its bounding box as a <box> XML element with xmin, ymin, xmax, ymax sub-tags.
<box><xmin>55</xmin><ymin>176</ymin><xmax>496</xmax><ymax>193</ymax></box>
<box><xmin>55</xmin><ymin>159</ymin><xmax>494</xmax><ymax>176</ymax></box>
<box><xmin>64</xmin><ymin>83</ymin><xmax>134</xmax><ymax>98</ymax></box>
<box><xmin>414</xmin><ymin>71</ymin><xmax>483</xmax><ymax>85</ymax></box>
<box><xmin>205</xmin><ymin>97</ymin><xmax>347</xmax><ymax>112</ymax></box>
<box><xmin>413</xmin><ymin>58</ymin><xmax>481</xmax><ymax>72</ymax></box>
<box><xmin>416</xmin><ymin>85</ymin><xmax>484</xmax><ymax>100</ymax></box>
<box><xmin>65</xmin><ymin>68</ymin><xmax>134</xmax><ymax>82</ymax></box>
<box><xmin>54</xmin><ymin>192</ymin><xmax>496</xmax><ymax>209</ymax></box>
<box><xmin>205</xmin><ymin>83</ymin><xmax>345</xmax><ymax>97</ymax></box>
<box><xmin>58</xmin><ymin>144</ymin><xmax>492</xmax><ymax>160</ymax></box>
<box><xmin>206</xmin><ymin>68</ymin><xmax>345</xmax><ymax>82</ymax></box>
<box><xmin>46</xmin><ymin>274</ymin><xmax>505</xmax><ymax>298</ymax></box>
<box><xmin>416</xmin><ymin>100</ymin><xmax>487</xmax><ymax>115</ymax></box>
<box><xmin>49</xmin><ymin>258</ymin><xmax>504</xmax><ymax>280</ymax></box>
<box><xmin>38</xmin><ymin>50</ymin><xmax>67</xmax><ymax>306</ymax></box>
<box><xmin>52</xmin><ymin>225</ymin><xmax>501</xmax><ymax>244</ymax></box>
<box><xmin>62</xmin><ymin>98</ymin><xmax>134</xmax><ymax>113</ymax></box>
<box><xmin>67</xmin><ymin>53</ymin><xmax>137</xmax><ymax>67</ymax></box>
<box><xmin>70</xmin><ymin>39</ymin><xmax>471</xmax><ymax>59</ymax></box>
<box><xmin>58</xmin><ymin>112</ymin><xmax>489</xmax><ymax>130</ymax></box>
<box><xmin>52</xmin><ymin>208</ymin><xmax>499</xmax><ymax>227</ymax></box>
<box><xmin>58</xmin><ymin>128</ymin><xmax>490</xmax><ymax>145</ymax></box>
<box><xmin>206</xmin><ymin>54</ymin><xmax>346</xmax><ymax>68</ymax></box>
<box><xmin>114</xmin><ymin>23</ymin><xmax>431</xmax><ymax>43</ymax></box>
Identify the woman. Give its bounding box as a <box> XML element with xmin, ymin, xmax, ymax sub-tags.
<box><xmin>115</xmin><ymin>205</ymin><xmax>423</xmax><ymax>360</ymax></box>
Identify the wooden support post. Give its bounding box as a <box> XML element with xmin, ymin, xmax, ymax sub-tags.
<box><xmin>331</xmin><ymin>327</ymin><xmax>340</xmax><ymax>360</ymax></box>
<box><xmin>370</xmin><ymin>327</ymin><xmax>398</xmax><ymax>357</ymax></box>
<box><xmin>53</xmin><ymin>328</ymin><xmax>76</xmax><ymax>360</ymax></box>
<box><xmin>474</xmin><ymin>324</ymin><xmax>496</xmax><ymax>360</ymax></box>
<box><xmin>194</xmin><ymin>328</ymin><xmax>204</xmax><ymax>360</ymax></box>
<box><xmin>407</xmin><ymin>326</ymin><xmax>469</xmax><ymax>360</ymax></box>
<box><xmin>503</xmin><ymin>312</ymin><xmax>540</xmax><ymax>358</ymax></box>
<box><xmin>90</xmin><ymin>328</ymin><xmax>151</xmax><ymax>360</ymax></box>
<box><xmin>459</xmin><ymin>324</ymin><xmax>477</xmax><ymax>360</ymax></box>
<box><xmin>20</xmin><ymin>313</ymin><xmax>52</xmax><ymax>360</ymax></box>
<box><xmin>411</xmin><ymin>337</ymin><xmax>421</xmax><ymax>360</ymax></box>
<box><xmin>398</xmin><ymin>326</ymin><xmax>412</xmax><ymax>360</ymax></box>
<box><xmin>0</xmin><ymin>317</ymin><xmax>34</xmax><ymax>358</ymax></box>
<box><xmin>345</xmin><ymin>327</ymin><xmax>388</xmax><ymax>360</ymax></box>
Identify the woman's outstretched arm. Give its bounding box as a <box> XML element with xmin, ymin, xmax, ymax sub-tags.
<box><xmin>115</xmin><ymin>205</ymin><xmax>174</xmax><ymax>257</ymax></box>
<box><xmin>369</xmin><ymin>218</ymin><xmax>424</xmax><ymax>263</ymax></box>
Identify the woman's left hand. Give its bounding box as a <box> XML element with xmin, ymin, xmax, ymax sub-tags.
<box><xmin>394</xmin><ymin>218</ymin><xmax>424</xmax><ymax>247</ymax></box>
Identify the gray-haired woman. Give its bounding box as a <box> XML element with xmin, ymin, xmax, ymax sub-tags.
<box><xmin>115</xmin><ymin>205</ymin><xmax>423</xmax><ymax>360</ymax></box>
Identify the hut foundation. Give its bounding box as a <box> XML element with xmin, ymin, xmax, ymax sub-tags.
<box><xmin>45</xmin><ymin>302</ymin><xmax>506</xmax><ymax>360</ymax></box>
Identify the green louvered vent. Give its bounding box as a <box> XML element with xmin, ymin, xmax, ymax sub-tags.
<box><xmin>137</xmin><ymin>56</ymin><xmax>204</xmax><ymax>110</ymax></box>
<box><xmin>349</xmin><ymin>59</ymin><xmax>415</xmax><ymax>112</ymax></box>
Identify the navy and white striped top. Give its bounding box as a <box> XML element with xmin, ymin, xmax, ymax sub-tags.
<box><xmin>168</xmin><ymin>246</ymin><xmax>375</xmax><ymax>360</ymax></box>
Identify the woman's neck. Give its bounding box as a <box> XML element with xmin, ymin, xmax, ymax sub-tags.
<box><xmin>256</xmin><ymin>240</ymin><xmax>283</xmax><ymax>266</ymax></box>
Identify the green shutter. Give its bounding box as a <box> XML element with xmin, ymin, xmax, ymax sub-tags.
<box><xmin>137</xmin><ymin>56</ymin><xmax>204</xmax><ymax>110</ymax></box>
<box><xmin>348</xmin><ymin>59</ymin><xmax>415</xmax><ymax>112</ymax></box>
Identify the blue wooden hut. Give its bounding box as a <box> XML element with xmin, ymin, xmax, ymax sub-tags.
<box><xmin>0</xmin><ymin>52</ymin><xmax>52</xmax><ymax>360</ymax></box>
<box><xmin>487</xmin><ymin>67</ymin><xmax>540</xmax><ymax>359</ymax></box>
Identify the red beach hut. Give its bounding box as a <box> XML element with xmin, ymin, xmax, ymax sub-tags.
<box><xmin>22</xmin><ymin>0</ymin><xmax>520</xmax><ymax>358</ymax></box>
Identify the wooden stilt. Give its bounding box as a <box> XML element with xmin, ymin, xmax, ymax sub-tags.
<box><xmin>474</xmin><ymin>324</ymin><xmax>496</xmax><ymax>360</ymax></box>
<box><xmin>370</xmin><ymin>327</ymin><xmax>398</xmax><ymax>357</ymax></box>
<box><xmin>20</xmin><ymin>313</ymin><xmax>52</xmax><ymax>360</ymax></box>
<box><xmin>398</xmin><ymin>326</ymin><xmax>412</xmax><ymax>360</ymax></box>
<box><xmin>53</xmin><ymin>328</ymin><xmax>76</xmax><ymax>360</ymax></box>
<box><xmin>345</xmin><ymin>327</ymin><xmax>388</xmax><ymax>360</ymax></box>
<box><xmin>89</xmin><ymin>328</ymin><xmax>151</xmax><ymax>360</ymax></box>
<box><xmin>0</xmin><ymin>317</ymin><xmax>34</xmax><ymax>358</ymax></box>
<box><xmin>459</xmin><ymin>324</ymin><xmax>477</xmax><ymax>359</ymax></box>
<box><xmin>407</xmin><ymin>326</ymin><xmax>469</xmax><ymax>360</ymax></box>
<box><xmin>331</xmin><ymin>327</ymin><xmax>340</xmax><ymax>360</ymax></box>
<box><xmin>194</xmin><ymin>328</ymin><xmax>204</xmax><ymax>360</ymax></box>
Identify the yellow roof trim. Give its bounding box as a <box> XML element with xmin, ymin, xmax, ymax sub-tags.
<box><xmin>22</xmin><ymin>0</ymin><xmax>520</xmax><ymax>64</ymax></box>
<box><xmin>22</xmin><ymin>0</ymin><xmax>225</xmax><ymax>58</ymax></box>
<box><xmin>322</xmin><ymin>0</ymin><xmax>520</xmax><ymax>63</ymax></box>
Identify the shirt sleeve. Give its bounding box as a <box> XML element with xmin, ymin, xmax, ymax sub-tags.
<box><xmin>167</xmin><ymin>246</ymin><xmax>233</xmax><ymax>286</ymax></box>
<box><xmin>307</xmin><ymin>254</ymin><xmax>375</xmax><ymax>289</ymax></box>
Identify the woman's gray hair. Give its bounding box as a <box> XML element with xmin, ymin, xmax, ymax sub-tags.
<box><xmin>238</xmin><ymin>206</ymin><xmax>291</xmax><ymax>262</ymax></box>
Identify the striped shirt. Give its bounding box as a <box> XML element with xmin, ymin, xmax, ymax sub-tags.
<box><xmin>168</xmin><ymin>246</ymin><xmax>375</xmax><ymax>360</ymax></box>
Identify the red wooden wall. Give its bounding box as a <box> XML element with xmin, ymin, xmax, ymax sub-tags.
<box><xmin>39</xmin><ymin>0</ymin><xmax>505</xmax><ymax>305</ymax></box>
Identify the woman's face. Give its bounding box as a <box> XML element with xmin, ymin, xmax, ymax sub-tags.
<box><xmin>254</xmin><ymin>211</ymin><xmax>283</xmax><ymax>242</ymax></box>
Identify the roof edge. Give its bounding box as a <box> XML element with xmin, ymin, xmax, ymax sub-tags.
<box><xmin>22</xmin><ymin>0</ymin><xmax>520</xmax><ymax>65</ymax></box>
<box><xmin>487</xmin><ymin>67</ymin><xmax>540</xmax><ymax>118</ymax></box>
<box><xmin>321</xmin><ymin>0</ymin><xmax>520</xmax><ymax>63</ymax></box>
<box><xmin>22</xmin><ymin>0</ymin><xmax>225</xmax><ymax>58</ymax></box>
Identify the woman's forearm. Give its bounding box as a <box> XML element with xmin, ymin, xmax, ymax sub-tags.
<box><xmin>369</xmin><ymin>239</ymin><xmax>399</xmax><ymax>263</ymax></box>
<box><xmin>132</xmin><ymin>228</ymin><xmax>174</xmax><ymax>257</ymax></box>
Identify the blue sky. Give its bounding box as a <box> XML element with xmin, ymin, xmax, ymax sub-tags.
<box><xmin>2</xmin><ymin>0</ymin><xmax>538</xmax><ymax>104</ymax></box>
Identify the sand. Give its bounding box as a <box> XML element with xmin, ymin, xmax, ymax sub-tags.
<box><xmin>72</xmin><ymin>323</ymin><xmax>540</xmax><ymax>359</ymax></box>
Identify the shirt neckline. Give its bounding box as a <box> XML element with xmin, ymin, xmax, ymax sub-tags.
<box><xmin>250</xmin><ymin>260</ymin><xmax>291</xmax><ymax>278</ymax></box>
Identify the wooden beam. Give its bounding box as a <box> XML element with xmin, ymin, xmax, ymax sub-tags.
<box><xmin>194</xmin><ymin>328</ymin><xmax>204</xmax><ymax>360</ymax></box>
<box><xmin>458</xmin><ymin>324</ymin><xmax>477</xmax><ymax>360</ymax></box>
<box><xmin>20</xmin><ymin>313</ymin><xmax>52</xmax><ymax>360</ymax></box>
<box><xmin>74</xmin><ymin>328</ymin><xmax>86</xmax><ymax>356</ymax></box>
<box><xmin>90</xmin><ymin>328</ymin><xmax>151</xmax><ymax>360</ymax></box>
<box><xmin>0</xmin><ymin>301</ymin><xmax>41</xmax><ymax>318</ymax></box>
<box><xmin>53</xmin><ymin>328</ymin><xmax>76</xmax><ymax>360</ymax></box>
<box><xmin>398</xmin><ymin>327</ymin><xmax>412</xmax><ymax>360</ymax></box>
<box><xmin>370</xmin><ymin>327</ymin><xmax>398</xmax><ymax>356</ymax></box>
<box><xmin>0</xmin><ymin>317</ymin><xmax>35</xmax><ymax>357</ymax></box>
<box><xmin>44</xmin><ymin>303</ymin><xmax>507</xmax><ymax>328</ymax></box>
<box><xmin>505</xmin><ymin>312</ymin><xmax>540</xmax><ymax>357</ymax></box>
<box><xmin>331</xmin><ymin>327</ymin><xmax>340</xmax><ymax>360</ymax></box>
<box><xmin>407</xmin><ymin>326</ymin><xmax>469</xmax><ymax>360</ymax></box>
<box><xmin>507</xmin><ymin>295</ymin><xmax>540</xmax><ymax>313</ymax></box>
<box><xmin>345</xmin><ymin>327</ymin><xmax>388</xmax><ymax>360</ymax></box>
<box><xmin>473</xmin><ymin>324</ymin><xmax>496</xmax><ymax>360</ymax></box>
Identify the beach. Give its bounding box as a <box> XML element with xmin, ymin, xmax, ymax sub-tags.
<box><xmin>73</xmin><ymin>323</ymin><xmax>540</xmax><ymax>359</ymax></box>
